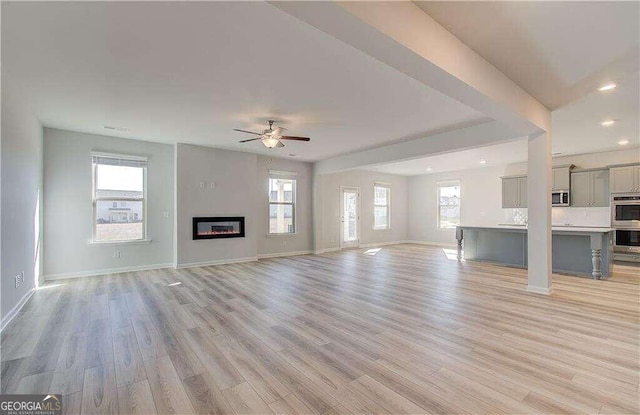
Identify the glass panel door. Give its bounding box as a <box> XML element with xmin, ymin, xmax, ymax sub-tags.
<box><xmin>341</xmin><ymin>187</ymin><xmax>359</xmax><ymax>248</ymax></box>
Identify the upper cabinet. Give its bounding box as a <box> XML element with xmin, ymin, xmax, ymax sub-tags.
<box><xmin>571</xmin><ymin>169</ymin><xmax>609</xmax><ymax>207</ymax></box>
<box><xmin>551</xmin><ymin>166</ymin><xmax>572</xmax><ymax>191</ymax></box>
<box><xmin>502</xmin><ymin>176</ymin><xmax>527</xmax><ymax>208</ymax></box>
<box><xmin>610</xmin><ymin>165</ymin><xmax>640</xmax><ymax>193</ymax></box>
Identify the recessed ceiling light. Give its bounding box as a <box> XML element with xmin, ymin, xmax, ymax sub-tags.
<box><xmin>598</xmin><ymin>83</ymin><xmax>617</xmax><ymax>92</ymax></box>
<box><xmin>601</xmin><ymin>120</ymin><xmax>615</xmax><ymax>127</ymax></box>
<box><xmin>480</xmin><ymin>160</ymin><xmax>487</xmax><ymax>165</ymax></box>
<box><xmin>288</xmin><ymin>153</ymin><xmax>299</xmax><ymax>157</ymax></box>
<box><xmin>552</xmin><ymin>152</ymin><xmax>563</xmax><ymax>156</ymax></box>
<box><xmin>618</xmin><ymin>139</ymin><xmax>629</xmax><ymax>146</ymax></box>
<box><xmin>426</xmin><ymin>167</ymin><xmax>432</xmax><ymax>172</ymax></box>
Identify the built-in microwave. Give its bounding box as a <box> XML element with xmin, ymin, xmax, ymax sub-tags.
<box><xmin>552</xmin><ymin>191</ymin><xmax>570</xmax><ymax>206</ymax></box>
<box><xmin>611</xmin><ymin>195</ymin><xmax>640</xmax><ymax>228</ymax></box>
<box><xmin>614</xmin><ymin>229</ymin><xmax>640</xmax><ymax>253</ymax></box>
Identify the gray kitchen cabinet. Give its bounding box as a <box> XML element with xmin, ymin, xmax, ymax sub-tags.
<box><xmin>591</xmin><ymin>170</ymin><xmax>609</xmax><ymax>206</ymax></box>
<box><xmin>502</xmin><ymin>176</ymin><xmax>527</xmax><ymax>208</ymax></box>
<box><xmin>552</xmin><ymin>166</ymin><xmax>572</xmax><ymax>190</ymax></box>
<box><xmin>518</xmin><ymin>176</ymin><xmax>527</xmax><ymax>208</ymax></box>
<box><xmin>571</xmin><ymin>169</ymin><xmax>609</xmax><ymax>207</ymax></box>
<box><xmin>610</xmin><ymin>165</ymin><xmax>640</xmax><ymax>193</ymax></box>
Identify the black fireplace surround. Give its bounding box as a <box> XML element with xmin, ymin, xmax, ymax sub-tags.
<box><xmin>192</xmin><ymin>217</ymin><xmax>245</xmax><ymax>240</ymax></box>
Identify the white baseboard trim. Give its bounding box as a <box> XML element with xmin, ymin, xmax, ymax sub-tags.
<box><xmin>175</xmin><ymin>256</ymin><xmax>258</xmax><ymax>269</ymax></box>
<box><xmin>1</xmin><ymin>287</ymin><xmax>35</xmax><ymax>331</ymax></box>
<box><xmin>526</xmin><ymin>285</ymin><xmax>554</xmax><ymax>295</ymax></box>
<box><xmin>257</xmin><ymin>250</ymin><xmax>313</xmax><ymax>259</ymax></box>
<box><xmin>404</xmin><ymin>240</ymin><xmax>458</xmax><ymax>248</ymax></box>
<box><xmin>44</xmin><ymin>263</ymin><xmax>173</xmax><ymax>281</ymax></box>
<box><xmin>359</xmin><ymin>240</ymin><xmax>410</xmax><ymax>249</ymax></box>
<box><xmin>314</xmin><ymin>247</ymin><xmax>341</xmax><ymax>255</ymax></box>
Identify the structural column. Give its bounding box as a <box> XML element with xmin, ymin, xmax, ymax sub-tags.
<box><xmin>527</xmin><ymin>131</ymin><xmax>553</xmax><ymax>294</ymax></box>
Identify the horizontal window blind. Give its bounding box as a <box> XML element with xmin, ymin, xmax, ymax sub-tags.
<box><xmin>269</xmin><ymin>169</ymin><xmax>297</xmax><ymax>179</ymax></box>
<box><xmin>92</xmin><ymin>153</ymin><xmax>148</xmax><ymax>168</ymax></box>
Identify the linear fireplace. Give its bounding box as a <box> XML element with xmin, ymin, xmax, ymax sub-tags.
<box><xmin>193</xmin><ymin>217</ymin><xmax>245</xmax><ymax>240</ymax></box>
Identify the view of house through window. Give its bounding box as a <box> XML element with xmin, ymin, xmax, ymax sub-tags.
<box><xmin>438</xmin><ymin>181</ymin><xmax>461</xmax><ymax>229</ymax></box>
<box><xmin>93</xmin><ymin>154</ymin><xmax>147</xmax><ymax>242</ymax></box>
<box><xmin>374</xmin><ymin>183</ymin><xmax>390</xmax><ymax>229</ymax></box>
<box><xmin>269</xmin><ymin>175</ymin><xmax>296</xmax><ymax>234</ymax></box>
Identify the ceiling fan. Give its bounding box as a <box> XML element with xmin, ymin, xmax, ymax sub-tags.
<box><xmin>234</xmin><ymin>120</ymin><xmax>310</xmax><ymax>148</ymax></box>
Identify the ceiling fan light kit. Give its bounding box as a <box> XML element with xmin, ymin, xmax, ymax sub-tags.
<box><xmin>234</xmin><ymin>120</ymin><xmax>311</xmax><ymax>149</ymax></box>
<box><xmin>262</xmin><ymin>136</ymin><xmax>280</xmax><ymax>148</ymax></box>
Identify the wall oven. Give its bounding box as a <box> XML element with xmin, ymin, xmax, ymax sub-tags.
<box><xmin>552</xmin><ymin>191</ymin><xmax>570</xmax><ymax>206</ymax></box>
<box><xmin>614</xmin><ymin>229</ymin><xmax>640</xmax><ymax>253</ymax></box>
<box><xmin>611</xmin><ymin>195</ymin><xmax>640</xmax><ymax>228</ymax></box>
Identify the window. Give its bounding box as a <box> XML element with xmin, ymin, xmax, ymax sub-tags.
<box><xmin>437</xmin><ymin>181</ymin><xmax>461</xmax><ymax>229</ymax></box>
<box><xmin>268</xmin><ymin>170</ymin><xmax>296</xmax><ymax>234</ymax></box>
<box><xmin>373</xmin><ymin>182</ymin><xmax>391</xmax><ymax>230</ymax></box>
<box><xmin>92</xmin><ymin>153</ymin><xmax>147</xmax><ymax>242</ymax></box>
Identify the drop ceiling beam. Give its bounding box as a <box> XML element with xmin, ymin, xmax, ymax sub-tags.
<box><xmin>271</xmin><ymin>1</ymin><xmax>550</xmax><ymax>137</ymax></box>
<box><xmin>313</xmin><ymin>120</ymin><xmax>519</xmax><ymax>175</ymax></box>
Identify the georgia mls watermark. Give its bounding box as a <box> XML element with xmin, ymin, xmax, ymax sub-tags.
<box><xmin>0</xmin><ymin>394</ymin><xmax>62</xmax><ymax>415</ymax></box>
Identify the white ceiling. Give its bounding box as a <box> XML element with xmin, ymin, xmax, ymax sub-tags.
<box><xmin>369</xmin><ymin>70</ymin><xmax>639</xmax><ymax>176</ymax></box>
<box><xmin>368</xmin><ymin>1</ymin><xmax>640</xmax><ymax>177</ymax></box>
<box><xmin>415</xmin><ymin>1</ymin><xmax>640</xmax><ymax>110</ymax></box>
<box><xmin>553</xmin><ymin>71</ymin><xmax>639</xmax><ymax>156</ymax></box>
<box><xmin>2</xmin><ymin>2</ymin><xmax>485</xmax><ymax>161</ymax></box>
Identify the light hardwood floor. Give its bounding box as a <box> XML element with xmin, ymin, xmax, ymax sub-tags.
<box><xmin>1</xmin><ymin>244</ymin><xmax>638</xmax><ymax>414</ymax></box>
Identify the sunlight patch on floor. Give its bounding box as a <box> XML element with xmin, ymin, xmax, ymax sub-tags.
<box><xmin>443</xmin><ymin>248</ymin><xmax>464</xmax><ymax>261</ymax></box>
<box><xmin>363</xmin><ymin>248</ymin><xmax>382</xmax><ymax>256</ymax></box>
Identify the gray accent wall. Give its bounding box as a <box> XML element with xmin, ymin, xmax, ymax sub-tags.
<box><xmin>1</xmin><ymin>78</ymin><xmax>43</xmax><ymax>321</ymax></box>
<box><xmin>43</xmin><ymin>129</ymin><xmax>175</xmax><ymax>278</ymax></box>
<box><xmin>175</xmin><ymin>144</ymin><xmax>258</xmax><ymax>266</ymax></box>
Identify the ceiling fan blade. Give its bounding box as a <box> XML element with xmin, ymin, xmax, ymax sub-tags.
<box><xmin>280</xmin><ymin>136</ymin><xmax>310</xmax><ymax>141</ymax></box>
<box><xmin>276</xmin><ymin>140</ymin><xmax>285</xmax><ymax>148</ymax></box>
<box><xmin>233</xmin><ymin>129</ymin><xmax>262</xmax><ymax>135</ymax></box>
<box><xmin>239</xmin><ymin>137</ymin><xmax>263</xmax><ymax>143</ymax></box>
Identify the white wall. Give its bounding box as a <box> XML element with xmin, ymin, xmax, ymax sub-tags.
<box><xmin>408</xmin><ymin>166</ymin><xmax>507</xmax><ymax>246</ymax></box>
<box><xmin>408</xmin><ymin>148</ymin><xmax>639</xmax><ymax>245</ymax></box>
<box><xmin>257</xmin><ymin>156</ymin><xmax>313</xmax><ymax>257</ymax></box>
<box><xmin>316</xmin><ymin>170</ymin><xmax>408</xmax><ymax>250</ymax></box>
<box><xmin>43</xmin><ymin>129</ymin><xmax>174</xmax><ymax>278</ymax></box>
<box><xmin>1</xmin><ymin>77</ymin><xmax>43</xmax><ymax>323</ymax></box>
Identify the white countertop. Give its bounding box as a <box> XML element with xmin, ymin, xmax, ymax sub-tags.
<box><xmin>459</xmin><ymin>224</ymin><xmax>614</xmax><ymax>233</ymax></box>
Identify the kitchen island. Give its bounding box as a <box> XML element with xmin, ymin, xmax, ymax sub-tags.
<box><xmin>455</xmin><ymin>225</ymin><xmax>614</xmax><ymax>279</ymax></box>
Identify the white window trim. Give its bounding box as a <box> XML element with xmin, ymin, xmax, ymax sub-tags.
<box><xmin>268</xmin><ymin>170</ymin><xmax>297</xmax><ymax>236</ymax></box>
<box><xmin>436</xmin><ymin>180</ymin><xmax>461</xmax><ymax>230</ymax></box>
<box><xmin>91</xmin><ymin>152</ymin><xmax>148</xmax><ymax>243</ymax></box>
<box><xmin>373</xmin><ymin>182</ymin><xmax>391</xmax><ymax>230</ymax></box>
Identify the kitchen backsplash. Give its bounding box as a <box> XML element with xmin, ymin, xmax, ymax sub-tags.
<box><xmin>503</xmin><ymin>207</ymin><xmax>611</xmax><ymax>227</ymax></box>
<box><xmin>552</xmin><ymin>207</ymin><xmax>611</xmax><ymax>227</ymax></box>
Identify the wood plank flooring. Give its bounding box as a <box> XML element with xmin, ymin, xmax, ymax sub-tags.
<box><xmin>1</xmin><ymin>244</ymin><xmax>638</xmax><ymax>414</ymax></box>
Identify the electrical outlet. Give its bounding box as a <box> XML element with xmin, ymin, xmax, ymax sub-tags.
<box><xmin>113</xmin><ymin>251</ymin><xmax>121</xmax><ymax>259</ymax></box>
<box><xmin>210</xmin><ymin>182</ymin><xmax>216</xmax><ymax>189</ymax></box>
<box><xmin>14</xmin><ymin>272</ymin><xmax>24</xmax><ymax>288</ymax></box>
<box><xmin>281</xmin><ymin>239</ymin><xmax>287</xmax><ymax>246</ymax></box>
<box><xmin>163</xmin><ymin>211</ymin><xmax>170</xmax><ymax>218</ymax></box>
<box><xmin>199</xmin><ymin>181</ymin><xmax>205</xmax><ymax>188</ymax></box>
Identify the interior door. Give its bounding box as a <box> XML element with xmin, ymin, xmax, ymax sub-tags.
<box><xmin>340</xmin><ymin>187</ymin><xmax>360</xmax><ymax>249</ymax></box>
